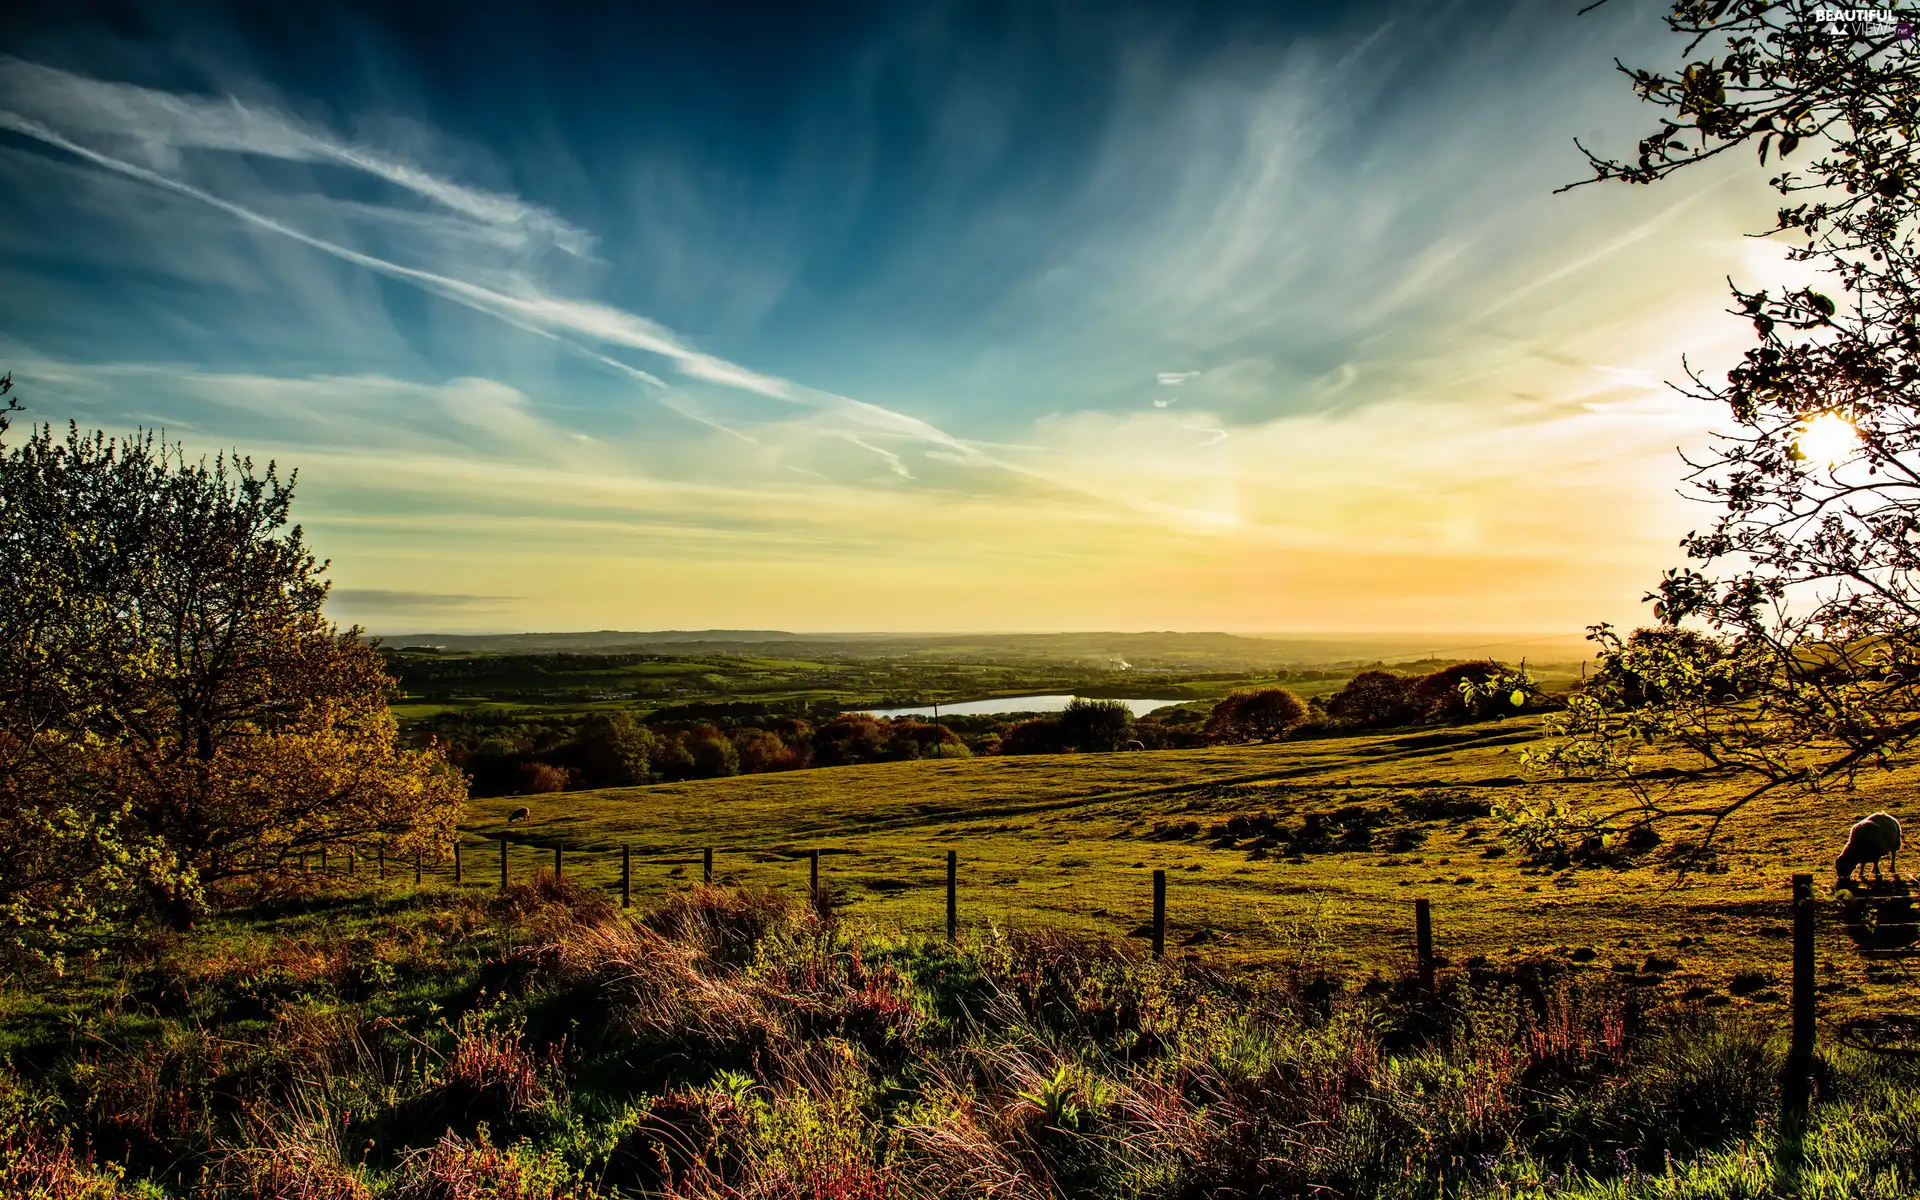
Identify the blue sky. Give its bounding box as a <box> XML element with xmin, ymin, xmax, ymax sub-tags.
<box><xmin>0</xmin><ymin>0</ymin><xmax>1800</xmax><ymax>632</ymax></box>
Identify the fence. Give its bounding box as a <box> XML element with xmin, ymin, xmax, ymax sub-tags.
<box><xmin>295</xmin><ymin>834</ymin><xmax>1842</xmax><ymax>1080</ymax></box>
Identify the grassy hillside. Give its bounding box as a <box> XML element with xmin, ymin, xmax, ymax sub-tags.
<box><xmin>11</xmin><ymin>719</ymin><xmax>1920</xmax><ymax>1198</ymax></box>
<box><xmin>463</xmin><ymin>718</ymin><xmax>1916</xmax><ymax>1022</ymax></box>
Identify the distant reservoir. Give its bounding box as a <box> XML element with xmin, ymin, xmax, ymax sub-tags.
<box><xmin>856</xmin><ymin>694</ymin><xmax>1183</xmax><ymax>719</ymax></box>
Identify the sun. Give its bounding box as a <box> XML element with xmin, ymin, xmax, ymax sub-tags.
<box><xmin>1795</xmin><ymin>412</ymin><xmax>1859</xmax><ymax>466</ymax></box>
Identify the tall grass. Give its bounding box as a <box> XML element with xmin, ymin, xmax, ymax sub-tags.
<box><xmin>3</xmin><ymin>878</ymin><xmax>1917</xmax><ymax>1198</ymax></box>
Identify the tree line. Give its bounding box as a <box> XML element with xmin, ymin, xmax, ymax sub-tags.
<box><xmin>421</xmin><ymin>660</ymin><xmax>1553</xmax><ymax>797</ymax></box>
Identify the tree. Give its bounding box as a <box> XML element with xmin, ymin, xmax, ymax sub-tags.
<box><xmin>998</xmin><ymin>717</ymin><xmax>1065</xmax><ymax>755</ymax></box>
<box><xmin>1202</xmin><ymin>688</ymin><xmax>1308</xmax><ymax>744</ymax></box>
<box><xmin>811</xmin><ymin>714</ymin><xmax>890</xmax><ymax>767</ymax></box>
<box><xmin>684</xmin><ymin>724</ymin><xmax>740</xmax><ymax>777</ymax></box>
<box><xmin>1057</xmin><ymin>698</ymin><xmax>1134</xmax><ymax>751</ymax></box>
<box><xmin>1411</xmin><ymin>662</ymin><xmax>1506</xmax><ymax>723</ymax></box>
<box><xmin>576</xmin><ymin>712</ymin><xmax>660</xmax><ymax>787</ymax></box>
<box><xmin>1535</xmin><ymin>1</ymin><xmax>1920</xmax><ymax>845</ymax></box>
<box><xmin>515</xmin><ymin>762</ymin><xmax>571</xmax><ymax>794</ymax></box>
<box><xmin>0</xmin><ymin>399</ymin><xmax>465</xmax><ymax>945</ymax></box>
<box><xmin>1324</xmin><ymin>670</ymin><xmax>1421</xmax><ymax>728</ymax></box>
<box><xmin>881</xmin><ymin>719</ymin><xmax>965</xmax><ymax>760</ymax></box>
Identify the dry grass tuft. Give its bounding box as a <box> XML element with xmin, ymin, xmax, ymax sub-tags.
<box><xmin>390</xmin><ymin>1131</ymin><xmax>596</xmax><ymax>1200</ymax></box>
<box><xmin>0</xmin><ymin>1128</ymin><xmax>135</xmax><ymax>1200</ymax></box>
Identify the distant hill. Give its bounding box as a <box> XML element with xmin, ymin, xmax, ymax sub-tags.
<box><xmin>379</xmin><ymin>629</ymin><xmax>800</xmax><ymax>652</ymax></box>
<box><xmin>373</xmin><ymin>628</ymin><xmax>1590</xmax><ymax>668</ymax></box>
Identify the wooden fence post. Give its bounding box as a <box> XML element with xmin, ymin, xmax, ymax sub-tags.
<box><xmin>704</xmin><ymin>847</ymin><xmax>714</xmax><ymax>886</ymax></box>
<box><xmin>378</xmin><ymin>847</ymin><xmax>385</xmax><ymax>879</ymax></box>
<box><xmin>554</xmin><ymin>845</ymin><xmax>562</xmax><ymax>882</ymax></box>
<box><xmin>810</xmin><ymin>849</ymin><xmax>821</xmax><ymax>910</ymax></box>
<box><xmin>622</xmin><ymin>844</ymin><xmax>631</xmax><ymax>909</ymax></box>
<box><xmin>947</xmin><ymin>849</ymin><xmax>958</xmax><ymax>942</ymax></box>
<box><xmin>1416</xmin><ymin>898</ymin><xmax>1435</xmax><ymax>995</ymax></box>
<box><xmin>1786</xmin><ymin>873</ymin><xmax>1817</xmax><ymax>1114</ymax></box>
<box><xmin>414</xmin><ymin>850</ymin><xmax>422</xmax><ymax>887</ymax></box>
<box><xmin>320</xmin><ymin>846</ymin><xmax>328</xmax><ymax>875</ymax></box>
<box><xmin>454</xmin><ymin>842</ymin><xmax>463</xmax><ymax>885</ymax></box>
<box><xmin>499</xmin><ymin>836</ymin><xmax>508</xmax><ymax>890</ymax></box>
<box><xmin>1152</xmin><ymin>869</ymin><xmax>1166</xmax><ymax>959</ymax></box>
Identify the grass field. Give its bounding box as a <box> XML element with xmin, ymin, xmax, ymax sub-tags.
<box><xmin>446</xmin><ymin>716</ymin><xmax>1920</xmax><ymax>1024</ymax></box>
<box><xmin>13</xmin><ymin>716</ymin><xmax>1920</xmax><ymax>1198</ymax></box>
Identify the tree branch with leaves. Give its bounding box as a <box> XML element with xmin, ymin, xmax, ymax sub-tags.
<box><xmin>1526</xmin><ymin>1</ymin><xmax>1920</xmax><ymax>859</ymax></box>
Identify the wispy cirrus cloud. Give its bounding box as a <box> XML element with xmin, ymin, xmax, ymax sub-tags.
<box><xmin>0</xmin><ymin>58</ymin><xmax>1010</xmax><ymax>487</ymax></box>
<box><xmin>0</xmin><ymin>57</ymin><xmax>596</xmax><ymax>257</ymax></box>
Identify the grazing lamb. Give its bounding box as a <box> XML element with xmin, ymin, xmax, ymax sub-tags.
<box><xmin>1124</xmin><ymin>739</ymin><xmax>1146</xmax><ymax>752</ymax></box>
<box><xmin>507</xmin><ymin>806</ymin><xmax>532</xmax><ymax>824</ymax></box>
<box><xmin>1837</xmin><ymin>811</ymin><xmax>1902</xmax><ymax>886</ymax></box>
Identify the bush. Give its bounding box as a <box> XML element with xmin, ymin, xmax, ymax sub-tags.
<box><xmin>811</xmin><ymin>715</ymin><xmax>891</xmax><ymax>767</ymax></box>
<box><xmin>513</xmin><ymin>763</ymin><xmax>570</xmax><ymax>795</ymax></box>
<box><xmin>998</xmin><ymin>718</ymin><xmax>1065</xmax><ymax>755</ymax></box>
<box><xmin>1202</xmin><ymin>688</ymin><xmax>1308</xmax><ymax>743</ymax></box>
<box><xmin>1323</xmin><ymin>670</ymin><xmax>1421</xmax><ymax>728</ymax></box>
<box><xmin>1058</xmin><ymin>698</ymin><xmax>1134</xmax><ymax>752</ymax></box>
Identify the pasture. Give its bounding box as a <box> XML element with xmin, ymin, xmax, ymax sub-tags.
<box><xmin>462</xmin><ymin>717</ymin><xmax>1920</xmax><ymax>1022</ymax></box>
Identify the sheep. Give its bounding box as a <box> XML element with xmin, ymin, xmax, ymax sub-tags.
<box><xmin>1124</xmin><ymin>739</ymin><xmax>1146</xmax><ymax>752</ymax></box>
<box><xmin>1837</xmin><ymin>811</ymin><xmax>1902</xmax><ymax>887</ymax></box>
<box><xmin>507</xmin><ymin>805</ymin><xmax>532</xmax><ymax>825</ymax></box>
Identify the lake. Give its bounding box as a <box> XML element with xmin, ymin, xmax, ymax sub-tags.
<box><xmin>855</xmin><ymin>694</ymin><xmax>1185</xmax><ymax>719</ymax></box>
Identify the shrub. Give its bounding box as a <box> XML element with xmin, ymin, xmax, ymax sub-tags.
<box><xmin>811</xmin><ymin>715</ymin><xmax>891</xmax><ymax>767</ymax></box>
<box><xmin>1057</xmin><ymin>699</ymin><xmax>1134</xmax><ymax>752</ymax></box>
<box><xmin>1202</xmin><ymin>688</ymin><xmax>1308</xmax><ymax>744</ymax></box>
<box><xmin>1323</xmin><ymin>670</ymin><xmax>1421</xmax><ymax>728</ymax></box>
<box><xmin>998</xmin><ymin>718</ymin><xmax>1065</xmax><ymax>756</ymax></box>
<box><xmin>1411</xmin><ymin>661</ymin><xmax>1504</xmax><ymax>722</ymax></box>
<box><xmin>513</xmin><ymin>763</ymin><xmax>569</xmax><ymax>795</ymax></box>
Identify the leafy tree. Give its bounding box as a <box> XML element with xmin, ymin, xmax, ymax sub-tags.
<box><xmin>1411</xmin><ymin>662</ymin><xmax>1507</xmax><ymax>722</ymax></box>
<box><xmin>812</xmin><ymin>714</ymin><xmax>891</xmax><ymax>767</ymax></box>
<box><xmin>998</xmin><ymin>717</ymin><xmax>1066</xmax><ymax>755</ymax></box>
<box><xmin>1585</xmin><ymin>627</ymin><xmax>1747</xmax><ymax>709</ymax></box>
<box><xmin>1202</xmin><ymin>688</ymin><xmax>1308</xmax><ymax>744</ymax></box>
<box><xmin>1324</xmin><ymin>670</ymin><xmax>1422</xmax><ymax>728</ymax></box>
<box><xmin>734</xmin><ymin>729</ymin><xmax>793</xmax><ymax>774</ymax></box>
<box><xmin>881</xmin><ymin>719</ymin><xmax>965</xmax><ymax>759</ymax></box>
<box><xmin>1531</xmin><ymin>1</ymin><xmax>1920</xmax><ymax>844</ymax></box>
<box><xmin>684</xmin><ymin>724</ymin><xmax>740</xmax><ymax>777</ymax></box>
<box><xmin>575</xmin><ymin>712</ymin><xmax>660</xmax><ymax>787</ymax></box>
<box><xmin>0</xmin><ymin>396</ymin><xmax>465</xmax><ymax>944</ymax></box>
<box><xmin>1057</xmin><ymin>698</ymin><xmax>1135</xmax><ymax>751</ymax></box>
<box><xmin>514</xmin><ymin>761</ymin><xmax>571</xmax><ymax>794</ymax></box>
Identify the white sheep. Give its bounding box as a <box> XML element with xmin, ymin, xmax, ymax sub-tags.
<box><xmin>1837</xmin><ymin>811</ymin><xmax>1902</xmax><ymax>886</ymax></box>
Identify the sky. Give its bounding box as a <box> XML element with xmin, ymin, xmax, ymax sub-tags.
<box><xmin>0</xmin><ymin>0</ymin><xmax>1811</xmax><ymax>634</ymax></box>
